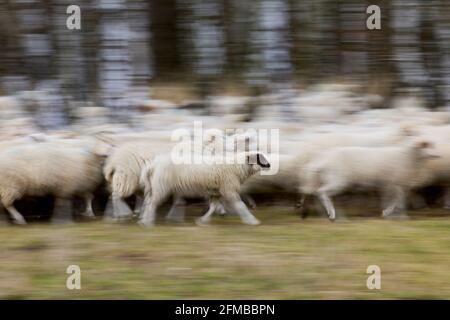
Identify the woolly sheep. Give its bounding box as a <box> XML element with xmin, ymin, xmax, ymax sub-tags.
<box><xmin>0</xmin><ymin>137</ymin><xmax>110</xmax><ymax>224</ymax></box>
<box><xmin>139</xmin><ymin>151</ymin><xmax>271</xmax><ymax>226</ymax></box>
<box><xmin>104</xmin><ymin>129</ymin><xmax>257</xmax><ymax>221</ymax></box>
<box><xmin>103</xmin><ymin>141</ymin><xmax>172</xmax><ymax>220</ymax></box>
<box><xmin>300</xmin><ymin>140</ymin><xmax>438</xmax><ymax>220</ymax></box>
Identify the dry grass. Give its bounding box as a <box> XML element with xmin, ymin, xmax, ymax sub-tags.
<box><xmin>0</xmin><ymin>207</ymin><xmax>450</xmax><ymax>299</ymax></box>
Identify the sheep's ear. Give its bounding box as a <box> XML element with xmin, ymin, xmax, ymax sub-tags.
<box><xmin>256</xmin><ymin>153</ymin><xmax>270</xmax><ymax>168</ymax></box>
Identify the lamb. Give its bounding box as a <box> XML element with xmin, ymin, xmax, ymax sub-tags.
<box><xmin>159</xmin><ymin>130</ymin><xmax>259</xmax><ymax>222</ymax></box>
<box><xmin>139</xmin><ymin>151</ymin><xmax>271</xmax><ymax>226</ymax></box>
<box><xmin>300</xmin><ymin>140</ymin><xmax>438</xmax><ymax>220</ymax></box>
<box><xmin>0</xmin><ymin>137</ymin><xmax>110</xmax><ymax>224</ymax></box>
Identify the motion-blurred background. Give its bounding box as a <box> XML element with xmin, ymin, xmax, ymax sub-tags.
<box><xmin>0</xmin><ymin>0</ymin><xmax>449</xmax><ymax>126</ymax></box>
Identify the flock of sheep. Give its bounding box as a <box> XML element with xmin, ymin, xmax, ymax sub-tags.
<box><xmin>0</xmin><ymin>83</ymin><xmax>450</xmax><ymax>226</ymax></box>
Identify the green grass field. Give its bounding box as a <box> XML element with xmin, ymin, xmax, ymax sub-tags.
<box><xmin>1</xmin><ymin>207</ymin><xmax>450</xmax><ymax>299</ymax></box>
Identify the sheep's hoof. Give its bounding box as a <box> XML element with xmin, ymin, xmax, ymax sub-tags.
<box><xmin>195</xmin><ymin>218</ymin><xmax>210</xmax><ymax>227</ymax></box>
<box><xmin>137</xmin><ymin>220</ymin><xmax>154</xmax><ymax>228</ymax></box>
<box><xmin>12</xmin><ymin>218</ymin><xmax>27</xmax><ymax>225</ymax></box>
<box><xmin>244</xmin><ymin>217</ymin><xmax>261</xmax><ymax>226</ymax></box>
<box><xmin>80</xmin><ymin>211</ymin><xmax>96</xmax><ymax>219</ymax></box>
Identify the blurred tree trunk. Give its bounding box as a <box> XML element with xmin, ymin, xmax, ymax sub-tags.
<box><xmin>316</xmin><ymin>0</ymin><xmax>342</xmax><ymax>77</ymax></box>
<box><xmin>97</xmin><ymin>0</ymin><xmax>133</xmax><ymax>121</ymax></box>
<box><xmin>366</xmin><ymin>0</ymin><xmax>397</xmax><ymax>107</ymax></box>
<box><xmin>0</xmin><ymin>0</ymin><xmax>26</xmax><ymax>83</ymax></box>
<box><xmin>427</xmin><ymin>0</ymin><xmax>450</xmax><ymax>109</ymax></box>
<box><xmin>190</xmin><ymin>0</ymin><xmax>225</xmax><ymax>110</ymax></box>
<box><xmin>433</xmin><ymin>0</ymin><xmax>450</xmax><ymax>109</ymax></box>
<box><xmin>391</xmin><ymin>0</ymin><xmax>438</xmax><ymax>108</ymax></box>
<box><xmin>52</xmin><ymin>0</ymin><xmax>86</xmax><ymax>102</ymax></box>
<box><xmin>245</xmin><ymin>0</ymin><xmax>295</xmax><ymax>120</ymax></box>
<box><xmin>339</xmin><ymin>1</ymin><xmax>368</xmax><ymax>80</ymax></box>
<box><xmin>151</xmin><ymin>0</ymin><xmax>182</xmax><ymax>79</ymax></box>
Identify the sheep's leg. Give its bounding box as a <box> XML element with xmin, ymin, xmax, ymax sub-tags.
<box><xmin>52</xmin><ymin>198</ymin><xmax>74</xmax><ymax>224</ymax></box>
<box><xmin>5</xmin><ymin>205</ymin><xmax>26</xmax><ymax>225</ymax></box>
<box><xmin>222</xmin><ymin>193</ymin><xmax>260</xmax><ymax>225</ymax></box>
<box><xmin>316</xmin><ymin>179</ymin><xmax>345</xmax><ymax>221</ymax></box>
<box><xmin>296</xmin><ymin>194</ymin><xmax>310</xmax><ymax>219</ymax></box>
<box><xmin>196</xmin><ymin>198</ymin><xmax>220</xmax><ymax>226</ymax></box>
<box><xmin>112</xmin><ymin>193</ymin><xmax>133</xmax><ymax>219</ymax></box>
<box><xmin>317</xmin><ymin>192</ymin><xmax>336</xmax><ymax>221</ymax></box>
<box><xmin>139</xmin><ymin>193</ymin><xmax>165</xmax><ymax>227</ymax></box>
<box><xmin>80</xmin><ymin>194</ymin><xmax>95</xmax><ymax>218</ymax></box>
<box><xmin>382</xmin><ymin>186</ymin><xmax>406</xmax><ymax>218</ymax></box>
<box><xmin>242</xmin><ymin>194</ymin><xmax>257</xmax><ymax>209</ymax></box>
<box><xmin>165</xmin><ymin>196</ymin><xmax>186</xmax><ymax>223</ymax></box>
<box><xmin>296</xmin><ymin>194</ymin><xmax>306</xmax><ymax>209</ymax></box>
<box><xmin>134</xmin><ymin>195</ymin><xmax>144</xmax><ymax>216</ymax></box>
<box><xmin>215</xmin><ymin>201</ymin><xmax>226</xmax><ymax>216</ymax></box>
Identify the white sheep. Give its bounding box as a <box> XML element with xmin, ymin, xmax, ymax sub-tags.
<box><xmin>103</xmin><ymin>141</ymin><xmax>171</xmax><ymax>220</ymax></box>
<box><xmin>300</xmin><ymin>140</ymin><xmax>438</xmax><ymax>220</ymax></box>
<box><xmin>139</xmin><ymin>151</ymin><xmax>271</xmax><ymax>226</ymax></box>
<box><xmin>104</xmin><ymin>129</ymin><xmax>257</xmax><ymax>221</ymax></box>
<box><xmin>0</xmin><ymin>137</ymin><xmax>110</xmax><ymax>224</ymax></box>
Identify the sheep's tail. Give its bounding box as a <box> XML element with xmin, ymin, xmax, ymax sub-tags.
<box><xmin>109</xmin><ymin>169</ymin><xmax>138</xmax><ymax>198</ymax></box>
<box><xmin>139</xmin><ymin>159</ymin><xmax>154</xmax><ymax>195</ymax></box>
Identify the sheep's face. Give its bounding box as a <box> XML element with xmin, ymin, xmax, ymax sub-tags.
<box><xmin>246</xmin><ymin>152</ymin><xmax>271</xmax><ymax>171</ymax></box>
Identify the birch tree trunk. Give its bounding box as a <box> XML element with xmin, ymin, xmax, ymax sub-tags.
<box><xmin>246</xmin><ymin>0</ymin><xmax>295</xmax><ymax>120</ymax></box>
<box><xmin>190</xmin><ymin>0</ymin><xmax>225</xmax><ymax>110</ymax></box>
<box><xmin>97</xmin><ymin>0</ymin><xmax>133</xmax><ymax>121</ymax></box>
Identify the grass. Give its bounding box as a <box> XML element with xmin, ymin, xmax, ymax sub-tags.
<box><xmin>1</xmin><ymin>206</ymin><xmax>450</xmax><ymax>299</ymax></box>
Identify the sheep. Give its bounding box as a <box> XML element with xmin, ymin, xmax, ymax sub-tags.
<box><xmin>103</xmin><ymin>141</ymin><xmax>171</xmax><ymax>220</ymax></box>
<box><xmin>300</xmin><ymin>140</ymin><xmax>438</xmax><ymax>220</ymax></box>
<box><xmin>102</xmin><ymin>132</ymin><xmax>217</xmax><ymax>221</ymax></box>
<box><xmin>139</xmin><ymin>151</ymin><xmax>271</xmax><ymax>226</ymax></box>
<box><xmin>158</xmin><ymin>130</ymin><xmax>260</xmax><ymax>222</ymax></box>
<box><xmin>0</xmin><ymin>137</ymin><xmax>110</xmax><ymax>224</ymax></box>
<box><xmin>103</xmin><ymin>128</ymin><xmax>257</xmax><ymax>221</ymax></box>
